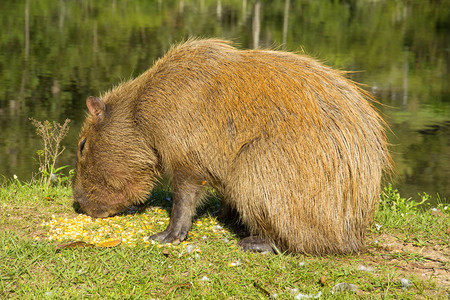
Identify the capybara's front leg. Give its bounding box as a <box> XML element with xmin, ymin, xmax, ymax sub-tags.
<box><xmin>149</xmin><ymin>175</ymin><xmax>203</xmax><ymax>244</ymax></box>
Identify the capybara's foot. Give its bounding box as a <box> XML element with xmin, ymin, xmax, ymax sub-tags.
<box><xmin>148</xmin><ymin>228</ymin><xmax>188</xmax><ymax>245</ymax></box>
<box><xmin>238</xmin><ymin>236</ymin><xmax>275</xmax><ymax>253</ymax></box>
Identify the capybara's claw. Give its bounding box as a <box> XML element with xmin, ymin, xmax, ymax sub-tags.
<box><xmin>148</xmin><ymin>229</ymin><xmax>186</xmax><ymax>245</ymax></box>
<box><xmin>148</xmin><ymin>231</ymin><xmax>169</xmax><ymax>242</ymax></box>
<box><xmin>238</xmin><ymin>236</ymin><xmax>276</xmax><ymax>254</ymax></box>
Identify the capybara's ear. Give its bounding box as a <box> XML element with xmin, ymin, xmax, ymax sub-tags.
<box><xmin>86</xmin><ymin>96</ymin><xmax>106</xmax><ymax>121</ymax></box>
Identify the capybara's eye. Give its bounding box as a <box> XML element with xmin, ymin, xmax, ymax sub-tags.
<box><xmin>79</xmin><ymin>137</ymin><xmax>87</xmax><ymax>156</ymax></box>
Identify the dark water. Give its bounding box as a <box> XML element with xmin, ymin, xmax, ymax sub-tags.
<box><xmin>0</xmin><ymin>0</ymin><xmax>449</xmax><ymax>202</ymax></box>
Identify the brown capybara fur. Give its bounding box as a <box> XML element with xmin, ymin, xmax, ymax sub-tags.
<box><xmin>73</xmin><ymin>39</ymin><xmax>391</xmax><ymax>255</ymax></box>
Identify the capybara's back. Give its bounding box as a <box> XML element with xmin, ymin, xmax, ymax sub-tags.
<box><xmin>73</xmin><ymin>39</ymin><xmax>392</xmax><ymax>255</ymax></box>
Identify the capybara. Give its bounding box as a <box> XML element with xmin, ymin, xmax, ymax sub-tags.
<box><xmin>73</xmin><ymin>39</ymin><xmax>391</xmax><ymax>255</ymax></box>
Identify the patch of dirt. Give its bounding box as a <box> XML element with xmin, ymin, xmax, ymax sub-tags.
<box><xmin>1</xmin><ymin>201</ymin><xmax>77</xmax><ymax>239</ymax></box>
<box><xmin>365</xmin><ymin>233</ymin><xmax>449</xmax><ymax>292</ymax></box>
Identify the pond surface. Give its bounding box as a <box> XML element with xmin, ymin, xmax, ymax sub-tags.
<box><xmin>0</xmin><ymin>0</ymin><xmax>449</xmax><ymax>202</ymax></box>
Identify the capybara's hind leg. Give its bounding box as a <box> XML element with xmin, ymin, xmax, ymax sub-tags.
<box><xmin>149</xmin><ymin>174</ymin><xmax>205</xmax><ymax>244</ymax></box>
<box><xmin>238</xmin><ymin>236</ymin><xmax>276</xmax><ymax>253</ymax></box>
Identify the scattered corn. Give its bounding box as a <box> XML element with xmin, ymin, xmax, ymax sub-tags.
<box><xmin>40</xmin><ymin>207</ymin><xmax>228</xmax><ymax>248</ymax></box>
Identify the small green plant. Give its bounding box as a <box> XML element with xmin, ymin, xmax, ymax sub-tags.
<box><xmin>380</xmin><ymin>184</ymin><xmax>428</xmax><ymax>215</ymax></box>
<box><xmin>30</xmin><ymin>118</ymin><xmax>71</xmax><ymax>189</ymax></box>
<box><xmin>434</xmin><ymin>194</ymin><xmax>449</xmax><ymax>215</ymax></box>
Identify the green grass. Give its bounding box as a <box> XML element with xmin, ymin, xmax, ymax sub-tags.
<box><xmin>0</xmin><ymin>180</ymin><xmax>448</xmax><ymax>299</ymax></box>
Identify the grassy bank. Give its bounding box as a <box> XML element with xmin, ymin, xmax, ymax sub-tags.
<box><xmin>0</xmin><ymin>180</ymin><xmax>448</xmax><ymax>299</ymax></box>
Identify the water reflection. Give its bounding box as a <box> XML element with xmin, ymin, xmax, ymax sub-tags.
<box><xmin>0</xmin><ymin>0</ymin><xmax>448</xmax><ymax>201</ymax></box>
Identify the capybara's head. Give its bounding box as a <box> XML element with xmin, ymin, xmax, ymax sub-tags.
<box><xmin>73</xmin><ymin>96</ymin><xmax>159</xmax><ymax>217</ymax></box>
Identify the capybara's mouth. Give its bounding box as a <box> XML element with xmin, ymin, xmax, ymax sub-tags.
<box><xmin>73</xmin><ymin>201</ymin><xmax>113</xmax><ymax>218</ymax></box>
<box><xmin>72</xmin><ymin>190</ymin><xmax>113</xmax><ymax>218</ymax></box>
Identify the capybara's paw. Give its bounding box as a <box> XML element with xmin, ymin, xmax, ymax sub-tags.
<box><xmin>238</xmin><ymin>236</ymin><xmax>276</xmax><ymax>253</ymax></box>
<box><xmin>148</xmin><ymin>228</ymin><xmax>188</xmax><ymax>245</ymax></box>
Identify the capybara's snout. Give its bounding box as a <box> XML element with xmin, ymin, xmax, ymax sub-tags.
<box><xmin>72</xmin><ymin>187</ymin><xmax>113</xmax><ymax>218</ymax></box>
